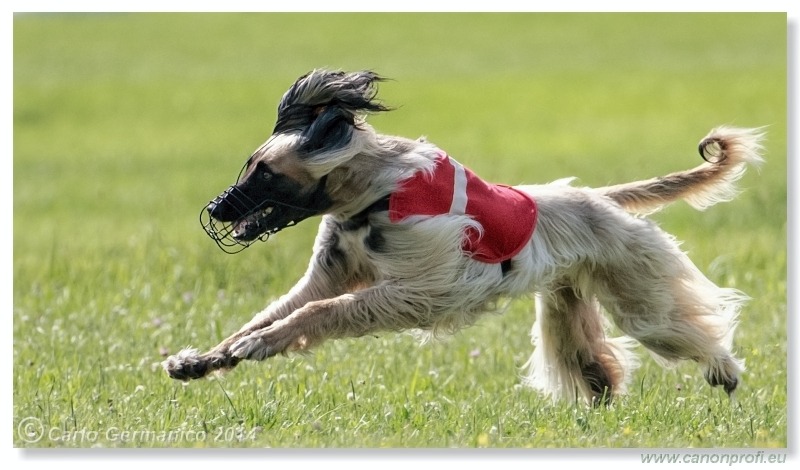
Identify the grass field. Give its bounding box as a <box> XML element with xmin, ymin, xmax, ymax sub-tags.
<box><xmin>12</xmin><ymin>13</ymin><xmax>787</xmax><ymax>449</ymax></box>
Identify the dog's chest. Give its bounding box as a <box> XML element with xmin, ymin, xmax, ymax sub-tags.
<box><xmin>387</xmin><ymin>153</ymin><xmax>537</xmax><ymax>263</ymax></box>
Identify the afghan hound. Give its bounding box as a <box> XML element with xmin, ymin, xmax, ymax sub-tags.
<box><xmin>163</xmin><ymin>69</ymin><xmax>764</xmax><ymax>405</ymax></box>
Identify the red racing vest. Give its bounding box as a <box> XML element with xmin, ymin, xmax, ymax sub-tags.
<box><xmin>388</xmin><ymin>153</ymin><xmax>537</xmax><ymax>263</ymax></box>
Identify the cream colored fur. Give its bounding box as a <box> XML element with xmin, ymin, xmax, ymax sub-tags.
<box><xmin>162</xmin><ymin>71</ymin><xmax>764</xmax><ymax>405</ymax></box>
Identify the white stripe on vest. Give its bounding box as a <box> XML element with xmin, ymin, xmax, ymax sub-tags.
<box><xmin>448</xmin><ymin>157</ymin><xmax>469</xmax><ymax>215</ymax></box>
<box><xmin>388</xmin><ymin>153</ymin><xmax>538</xmax><ymax>264</ymax></box>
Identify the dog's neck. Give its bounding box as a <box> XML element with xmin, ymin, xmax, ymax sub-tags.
<box><xmin>326</xmin><ymin>133</ymin><xmax>440</xmax><ymax>221</ymax></box>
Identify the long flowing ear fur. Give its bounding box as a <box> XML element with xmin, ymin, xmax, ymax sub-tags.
<box><xmin>273</xmin><ymin>69</ymin><xmax>390</xmax><ymax>134</ymax></box>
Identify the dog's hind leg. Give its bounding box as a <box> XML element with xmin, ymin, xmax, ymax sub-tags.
<box><xmin>524</xmin><ymin>281</ymin><xmax>638</xmax><ymax>405</ymax></box>
<box><xmin>595</xmin><ymin>244</ymin><xmax>746</xmax><ymax>396</ymax></box>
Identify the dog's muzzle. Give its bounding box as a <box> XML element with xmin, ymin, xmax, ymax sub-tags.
<box><xmin>199</xmin><ymin>185</ymin><xmax>315</xmax><ymax>254</ymax></box>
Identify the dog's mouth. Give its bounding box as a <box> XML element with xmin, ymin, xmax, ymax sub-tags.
<box><xmin>199</xmin><ymin>185</ymin><xmax>323</xmax><ymax>254</ymax></box>
<box><xmin>230</xmin><ymin>205</ymin><xmax>275</xmax><ymax>241</ymax></box>
<box><xmin>199</xmin><ymin>200</ymin><xmax>276</xmax><ymax>254</ymax></box>
<box><xmin>199</xmin><ymin>157</ymin><xmax>334</xmax><ymax>253</ymax></box>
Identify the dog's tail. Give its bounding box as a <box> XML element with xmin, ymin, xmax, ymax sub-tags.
<box><xmin>597</xmin><ymin>126</ymin><xmax>765</xmax><ymax>214</ymax></box>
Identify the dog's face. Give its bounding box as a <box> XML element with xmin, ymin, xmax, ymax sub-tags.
<box><xmin>201</xmin><ymin>70</ymin><xmax>389</xmax><ymax>252</ymax></box>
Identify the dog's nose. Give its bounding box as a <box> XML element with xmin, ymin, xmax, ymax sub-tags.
<box><xmin>206</xmin><ymin>201</ymin><xmax>222</xmax><ymax>220</ymax></box>
<box><xmin>206</xmin><ymin>186</ymin><xmax>243</xmax><ymax>222</ymax></box>
<box><xmin>206</xmin><ymin>201</ymin><xmax>217</xmax><ymax>214</ymax></box>
<box><xmin>206</xmin><ymin>197</ymin><xmax>237</xmax><ymax>222</ymax></box>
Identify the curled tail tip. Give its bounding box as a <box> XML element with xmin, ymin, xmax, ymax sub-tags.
<box><xmin>699</xmin><ymin>126</ymin><xmax>766</xmax><ymax>166</ymax></box>
<box><xmin>601</xmin><ymin>126</ymin><xmax>766</xmax><ymax>214</ymax></box>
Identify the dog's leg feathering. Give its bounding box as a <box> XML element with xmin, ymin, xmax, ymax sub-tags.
<box><xmin>228</xmin><ymin>283</ymin><xmax>432</xmax><ymax>361</ymax></box>
<box><xmin>524</xmin><ymin>282</ymin><xmax>638</xmax><ymax>405</ymax></box>
<box><xmin>594</xmin><ymin>235</ymin><xmax>747</xmax><ymax>397</ymax></box>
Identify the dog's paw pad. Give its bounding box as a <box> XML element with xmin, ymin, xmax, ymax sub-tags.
<box><xmin>162</xmin><ymin>348</ymin><xmax>208</xmax><ymax>381</ymax></box>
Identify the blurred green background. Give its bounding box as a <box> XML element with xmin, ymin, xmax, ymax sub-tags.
<box><xmin>13</xmin><ymin>13</ymin><xmax>786</xmax><ymax>448</ymax></box>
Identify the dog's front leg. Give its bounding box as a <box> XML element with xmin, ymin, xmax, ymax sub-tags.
<box><xmin>227</xmin><ymin>282</ymin><xmax>429</xmax><ymax>361</ymax></box>
<box><xmin>161</xmin><ymin>274</ymin><xmax>327</xmax><ymax>381</ymax></box>
<box><xmin>163</xmin><ymin>218</ymin><xmax>371</xmax><ymax>381</ymax></box>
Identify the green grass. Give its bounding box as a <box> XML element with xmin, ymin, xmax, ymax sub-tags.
<box><xmin>13</xmin><ymin>13</ymin><xmax>787</xmax><ymax>449</ymax></box>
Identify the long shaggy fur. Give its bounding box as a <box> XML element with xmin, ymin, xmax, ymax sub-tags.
<box><xmin>163</xmin><ymin>69</ymin><xmax>764</xmax><ymax>405</ymax></box>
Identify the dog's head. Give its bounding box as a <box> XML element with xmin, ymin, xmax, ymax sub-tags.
<box><xmin>201</xmin><ymin>70</ymin><xmax>390</xmax><ymax>253</ymax></box>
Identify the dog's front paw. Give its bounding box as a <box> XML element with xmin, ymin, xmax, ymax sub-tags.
<box><xmin>162</xmin><ymin>348</ymin><xmax>208</xmax><ymax>381</ymax></box>
<box><xmin>163</xmin><ymin>347</ymin><xmax>240</xmax><ymax>380</ymax></box>
<box><xmin>163</xmin><ymin>347</ymin><xmax>242</xmax><ymax>381</ymax></box>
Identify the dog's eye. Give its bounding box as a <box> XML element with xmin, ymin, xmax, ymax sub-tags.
<box><xmin>255</xmin><ymin>161</ymin><xmax>273</xmax><ymax>181</ymax></box>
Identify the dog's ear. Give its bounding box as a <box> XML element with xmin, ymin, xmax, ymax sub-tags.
<box><xmin>273</xmin><ymin>69</ymin><xmax>390</xmax><ymax>135</ymax></box>
<box><xmin>297</xmin><ymin>106</ymin><xmax>354</xmax><ymax>154</ymax></box>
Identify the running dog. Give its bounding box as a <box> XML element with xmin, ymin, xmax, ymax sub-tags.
<box><xmin>163</xmin><ymin>69</ymin><xmax>764</xmax><ymax>404</ymax></box>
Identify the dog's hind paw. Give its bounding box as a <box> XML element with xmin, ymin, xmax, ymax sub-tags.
<box><xmin>702</xmin><ymin>355</ymin><xmax>743</xmax><ymax>397</ymax></box>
